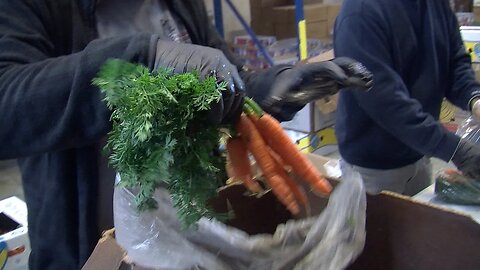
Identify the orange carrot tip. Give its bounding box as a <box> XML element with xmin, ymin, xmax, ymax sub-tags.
<box><xmin>242</xmin><ymin>177</ymin><xmax>264</xmax><ymax>194</ymax></box>
<box><xmin>309</xmin><ymin>177</ymin><xmax>333</xmax><ymax>197</ymax></box>
<box><xmin>226</xmin><ymin>136</ymin><xmax>263</xmax><ymax>194</ymax></box>
<box><xmin>235</xmin><ymin>115</ymin><xmax>300</xmax><ymax>214</ymax></box>
<box><xmin>444</xmin><ymin>169</ymin><xmax>460</xmax><ymax>176</ymax></box>
<box><xmin>267</xmin><ymin>175</ymin><xmax>300</xmax><ymax>215</ymax></box>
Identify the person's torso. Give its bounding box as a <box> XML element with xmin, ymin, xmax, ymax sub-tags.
<box><xmin>18</xmin><ymin>1</ymin><xmax>211</xmax><ymax>269</ymax></box>
<box><xmin>336</xmin><ymin>0</ymin><xmax>456</xmax><ymax>169</ymax></box>
<box><xmin>95</xmin><ymin>0</ymin><xmax>191</xmax><ymax>43</ymax></box>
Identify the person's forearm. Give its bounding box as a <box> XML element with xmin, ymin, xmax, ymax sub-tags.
<box><xmin>0</xmin><ymin>34</ymin><xmax>154</xmax><ymax>159</ymax></box>
<box><xmin>471</xmin><ymin>97</ymin><xmax>480</xmax><ymax>119</ymax></box>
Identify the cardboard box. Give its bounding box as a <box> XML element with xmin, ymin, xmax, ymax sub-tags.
<box><xmin>281</xmin><ymin>103</ymin><xmax>336</xmax><ymax>133</ymax></box>
<box><xmin>327</xmin><ymin>4</ymin><xmax>341</xmax><ymax>33</ymax></box>
<box><xmin>348</xmin><ymin>192</ymin><xmax>480</xmax><ymax>270</ymax></box>
<box><xmin>270</xmin><ymin>4</ymin><xmax>329</xmax><ymax>24</ymax></box>
<box><xmin>250</xmin><ymin>0</ymin><xmax>292</xmax><ymax>36</ymax></box>
<box><xmin>251</xmin><ymin>2</ymin><xmax>341</xmax><ymax>38</ymax></box>
<box><xmin>475</xmin><ymin>6</ymin><xmax>480</xmax><ymax>22</ymax></box>
<box><xmin>274</xmin><ymin>20</ymin><xmax>329</xmax><ymax>39</ymax></box>
<box><xmin>473</xmin><ymin>62</ymin><xmax>480</xmax><ymax>80</ymax></box>
<box><xmin>304</xmin><ymin>48</ymin><xmax>334</xmax><ymax>63</ymax></box>
<box><xmin>268</xmin><ymin>4</ymin><xmax>341</xmax><ymax>39</ymax></box>
<box><xmin>0</xmin><ymin>197</ymin><xmax>30</xmax><ymax>270</ymax></box>
<box><xmin>83</xmin><ymin>154</ymin><xmax>480</xmax><ymax>270</ymax></box>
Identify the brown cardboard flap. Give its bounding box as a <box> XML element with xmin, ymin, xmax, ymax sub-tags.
<box><xmin>306</xmin><ymin>49</ymin><xmax>335</xmax><ymax>63</ymax></box>
<box><xmin>315</xmin><ymin>94</ymin><xmax>338</xmax><ymax>114</ymax></box>
<box><xmin>270</xmin><ymin>4</ymin><xmax>329</xmax><ymax>24</ymax></box>
<box><xmin>82</xmin><ymin>230</ymin><xmax>126</xmax><ymax>270</ymax></box>
<box><xmin>348</xmin><ymin>193</ymin><xmax>480</xmax><ymax>270</ymax></box>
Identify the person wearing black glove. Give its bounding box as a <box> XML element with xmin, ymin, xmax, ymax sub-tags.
<box><xmin>333</xmin><ymin>0</ymin><xmax>480</xmax><ymax>196</ymax></box>
<box><xmin>152</xmin><ymin>42</ymin><xmax>245</xmax><ymax>125</ymax></box>
<box><xmin>452</xmin><ymin>140</ymin><xmax>480</xmax><ymax>180</ymax></box>
<box><xmin>152</xmin><ymin>42</ymin><xmax>373</xmax><ymax>124</ymax></box>
<box><xmin>245</xmin><ymin>57</ymin><xmax>373</xmax><ymax>121</ymax></box>
<box><xmin>0</xmin><ymin>0</ymin><xmax>371</xmax><ymax>269</ymax></box>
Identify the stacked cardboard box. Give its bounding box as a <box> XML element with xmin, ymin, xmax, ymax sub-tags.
<box><xmin>250</xmin><ymin>0</ymin><xmax>291</xmax><ymax>36</ymax></box>
<box><xmin>250</xmin><ymin>1</ymin><xmax>341</xmax><ymax>39</ymax></box>
<box><xmin>270</xmin><ymin>3</ymin><xmax>340</xmax><ymax>39</ymax></box>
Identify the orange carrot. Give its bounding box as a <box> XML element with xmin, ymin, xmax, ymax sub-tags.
<box><xmin>269</xmin><ymin>175</ymin><xmax>300</xmax><ymax>214</ymax></box>
<box><xmin>225</xmin><ymin>155</ymin><xmax>235</xmax><ymax>179</ymax></box>
<box><xmin>268</xmin><ymin>147</ymin><xmax>288</xmax><ymax>171</ymax></box>
<box><xmin>248</xmin><ymin>113</ymin><xmax>289</xmax><ymax>171</ymax></box>
<box><xmin>270</xmin><ymin>150</ymin><xmax>309</xmax><ymax>211</ymax></box>
<box><xmin>236</xmin><ymin>114</ymin><xmax>300</xmax><ymax>214</ymax></box>
<box><xmin>444</xmin><ymin>169</ymin><xmax>460</xmax><ymax>177</ymax></box>
<box><xmin>226</xmin><ymin>137</ymin><xmax>263</xmax><ymax>193</ymax></box>
<box><xmin>255</xmin><ymin>113</ymin><xmax>332</xmax><ymax>195</ymax></box>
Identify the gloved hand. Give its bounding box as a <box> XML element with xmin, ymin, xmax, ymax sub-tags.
<box><xmin>153</xmin><ymin>41</ymin><xmax>245</xmax><ymax>125</ymax></box>
<box><xmin>259</xmin><ymin>57</ymin><xmax>373</xmax><ymax>121</ymax></box>
<box><xmin>452</xmin><ymin>140</ymin><xmax>480</xmax><ymax>180</ymax></box>
<box><xmin>472</xmin><ymin>98</ymin><xmax>480</xmax><ymax>121</ymax></box>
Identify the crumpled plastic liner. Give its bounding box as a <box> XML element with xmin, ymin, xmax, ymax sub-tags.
<box><xmin>114</xmin><ymin>165</ymin><xmax>366</xmax><ymax>270</ymax></box>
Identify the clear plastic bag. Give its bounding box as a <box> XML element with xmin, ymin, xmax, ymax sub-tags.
<box><xmin>456</xmin><ymin>116</ymin><xmax>480</xmax><ymax>144</ymax></box>
<box><xmin>435</xmin><ymin>116</ymin><xmax>480</xmax><ymax>205</ymax></box>
<box><xmin>113</xmin><ymin>165</ymin><xmax>366</xmax><ymax>270</ymax></box>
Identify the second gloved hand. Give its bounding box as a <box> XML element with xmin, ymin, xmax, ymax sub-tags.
<box><xmin>153</xmin><ymin>41</ymin><xmax>244</xmax><ymax>125</ymax></box>
<box><xmin>473</xmin><ymin>98</ymin><xmax>480</xmax><ymax>121</ymax></box>
<box><xmin>452</xmin><ymin>140</ymin><xmax>480</xmax><ymax>180</ymax></box>
<box><xmin>258</xmin><ymin>57</ymin><xmax>373</xmax><ymax>121</ymax></box>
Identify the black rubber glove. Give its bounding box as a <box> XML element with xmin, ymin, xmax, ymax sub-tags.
<box><xmin>153</xmin><ymin>41</ymin><xmax>245</xmax><ymax>125</ymax></box>
<box><xmin>259</xmin><ymin>57</ymin><xmax>373</xmax><ymax>121</ymax></box>
<box><xmin>452</xmin><ymin>140</ymin><xmax>480</xmax><ymax>180</ymax></box>
<box><xmin>472</xmin><ymin>98</ymin><xmax>480</xmax><ymax>121</ymax></box>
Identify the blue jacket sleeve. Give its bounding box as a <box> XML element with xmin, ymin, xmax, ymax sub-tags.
<box><xmin>334</xmin><ymin>13</ymin><xmax>459</xmax><ymax>162</ymax></box>
<box><xmin>446</xmin><ymin>8</ymin><xmax>480</xmax><ymax>110</ymax></box>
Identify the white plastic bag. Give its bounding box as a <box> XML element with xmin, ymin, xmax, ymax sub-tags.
<box><xmin>456</xmin><ymin>116</ymin><xmax>480</xmax><ymax>144</ymax></box>
<box><xmin>114</xmin><ymin>165</ymin><xmax>366</xmax><ymax>270</ymax></box>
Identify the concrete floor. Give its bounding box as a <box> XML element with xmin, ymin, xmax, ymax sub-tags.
<box><xmin>0</xmin><ymin>160</ymin><xmax>23</xmax><ymax>201</ymax></box>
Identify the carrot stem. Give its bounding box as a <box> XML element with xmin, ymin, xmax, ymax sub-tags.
<box><xmin>243</xmin><ymin>102</ymin><xmax>256</xmax><ymax>116</ymax></box>
<box><xmin>245</xmin><ymin>98</ymin><xmax>264</xmax><ymax>116</ymax></box>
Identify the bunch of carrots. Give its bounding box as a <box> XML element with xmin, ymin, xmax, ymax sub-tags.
<box><xmin>226</xmin><ymin>98</ymin><xmax>333</xmax><ymax>215</ymax></box>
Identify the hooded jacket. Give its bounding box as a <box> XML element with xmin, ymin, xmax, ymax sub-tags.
<box><xmin>334</xmin><ymin>0</ymin><xmax>480</xmax><ymax>169</ymax></box>
<box><xmin>0</xmin><ymin>0</ymin><xmax>272</xmax><ymax>269</ymax></box>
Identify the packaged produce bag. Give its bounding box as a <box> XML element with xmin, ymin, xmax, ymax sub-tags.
<box><xmin>435</xmin><ymin>116</ymin><xmax>480</xmax><ymax>205</ymax></box>
<box><xmin>113</xmin><ymin>163</ymin><xmax>366</xmax><ymax>270</ymax></box>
